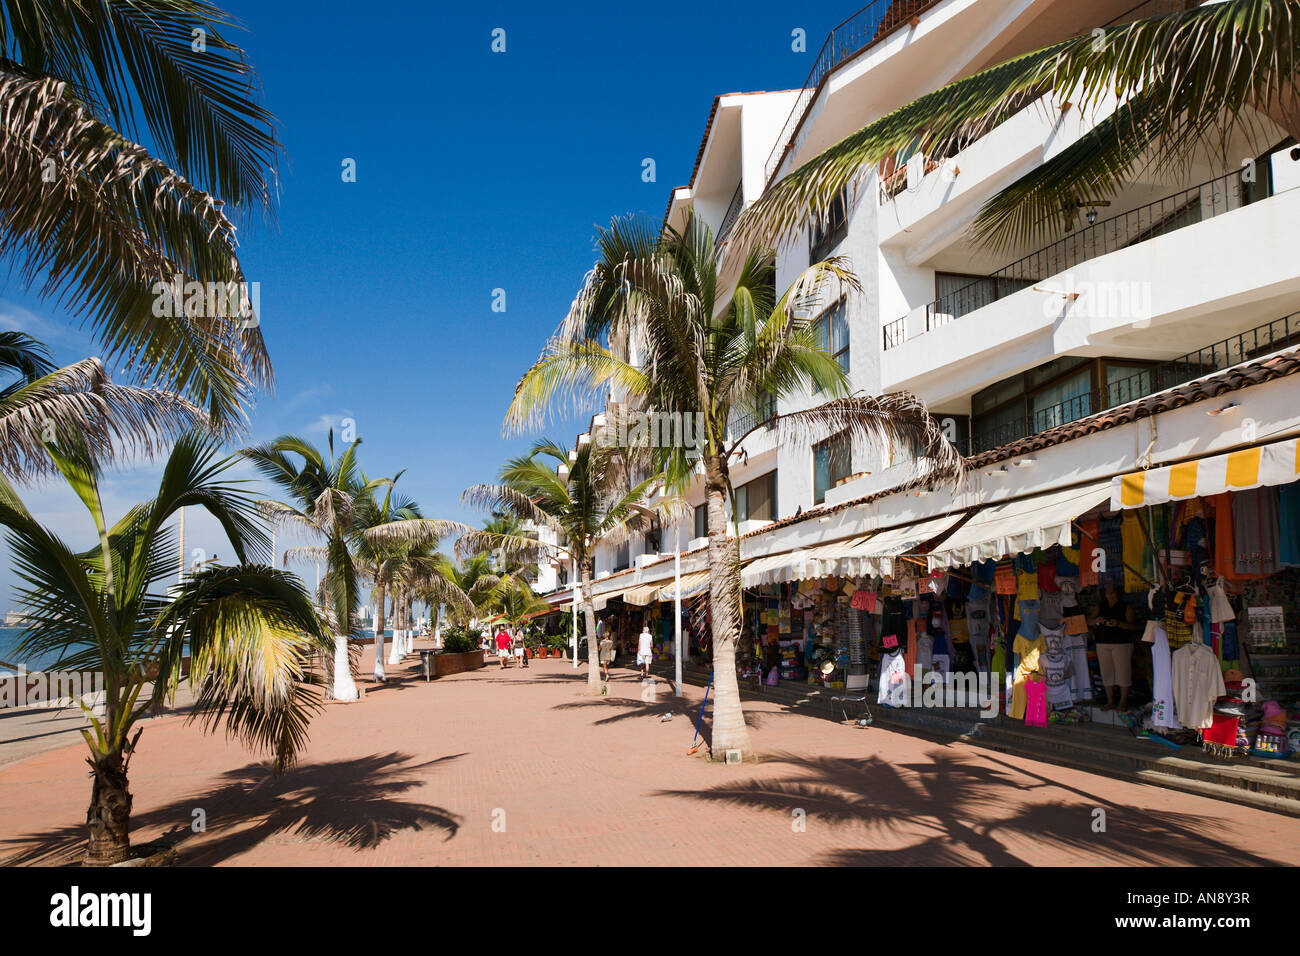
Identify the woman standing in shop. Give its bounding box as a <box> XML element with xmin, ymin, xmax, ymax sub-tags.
<box><xmin>1088</xmin><ymin>585</ymin><xmax>1140</xmax><ymax>712</ymax></box>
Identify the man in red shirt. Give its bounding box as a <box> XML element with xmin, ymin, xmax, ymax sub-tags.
<box><xmin>495</xmin><ymin>628</ymin><xmax>511</xmax><ymax>668</ymax></box>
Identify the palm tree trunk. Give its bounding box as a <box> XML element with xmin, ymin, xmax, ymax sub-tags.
<box><xmin>85</xmin><ymin>751</ymin><xmax>131</xmax><ymax>865</ymax></box>
<box><xmin>387</xmin><ymin>586</ymin><xmax>404</xmax><ymax>664</ymax></box>
<box><xmin>705</xmin><ymin>459</ymin><xmax>751</xmax><ymax>756</ymax></box>
<box><xmin>331</xmin><ymin>633</ymin><xmax>359</xmax><ymax>700</ymax></box>
<box><xmin>579</xmin><ymin>561</ymin><xmax>602</xmax><ymax>693</ymax></box>
<box><xmin>373</xmin><ymin>584</ymin><xmax>387</xmax><ymax>681</ymax></box>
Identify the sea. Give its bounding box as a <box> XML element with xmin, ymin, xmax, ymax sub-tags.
<box><xmin>1</xmin><ymin>626</ymin><xmax>396</xmax><ymax>676</ymax></box>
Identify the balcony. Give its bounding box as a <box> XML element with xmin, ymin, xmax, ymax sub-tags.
<box><xmin>886</xmin><ymin>164</ymin><xmax>1279</xmax><ymax>351</ymax></box>
<box><xmin>957</xmin><ymin>311</ymin><xmax>1300</xmax><ymax>457</ymax></box>
<box><xmin>716</xmin><ymin>182</ymin><xmax>744</xmax><ymax>244</ymax></box>
<box><xmin>765</xmin><ymin>0</ymin><xmax>1198</xmax><ymax>187</ymax></box>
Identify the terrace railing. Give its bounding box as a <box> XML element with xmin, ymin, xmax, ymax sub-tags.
<box><xmin>717</xmin><ymin>182</ymin><xmax>745</xmax><ymax>244</ymax></box>
<box><xmin>958</xmin><ymin>311</ymin><xmax>1300</xmax><ymax>457</ymax></box>
<box><xmin>887</xmin><ymin>164</ymin><xmax>1273</xmax><ymax>349</ymax></box>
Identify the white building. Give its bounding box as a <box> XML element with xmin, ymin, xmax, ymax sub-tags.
<box><xmin>544</xmin><ymin>0</ymin><xmax>1300</xmax><ymax>608</ymax></box>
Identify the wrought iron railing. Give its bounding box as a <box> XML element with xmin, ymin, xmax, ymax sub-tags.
<box><xmin>958</xmin><ymin>311</ymin><xmax>1300</xmax><ymax>457</ymax></box>
<box><xmin>882</xmin><ymin>316</ymin><xmax>907</xmax><ymax>351</ymax></box>
<box><xmin>886</xmin><ymin>163</ymin><xmax>1275</xmax><ymax>348</ymax></box>
<box><xmin>717</xmin><ymin>182</ymin><xmax>745</xmax><ymax>244</ymax></box>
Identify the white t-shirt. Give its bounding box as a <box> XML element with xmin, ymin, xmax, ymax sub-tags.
<box><xmin>638</xmin><ymin>631</ymin><xmax>653</xmax><ymax>656</ymax></box>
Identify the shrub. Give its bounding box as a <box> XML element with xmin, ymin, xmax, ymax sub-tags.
<box><xmin>441</xmin><ymin>627</ymin><xmax>479</xmax><ymax>655</ymax></box>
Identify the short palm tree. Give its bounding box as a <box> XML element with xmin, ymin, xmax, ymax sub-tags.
<box><xmin>465</xmin><ymin>439</ymin><xmax>679</xmax><ymax>693</ymax></box>
<box><xmin>433</xmin><ymin>551</ymin><xmax>509</xmax><ymax>629</ymax></box>
<box><xmin>0</xmin><ymin>432</ymin><xmax>328</xmax><ymax>864</ymax></box>
<box><xmin>0</xmin><ymin>331</ymin><xmax>204</xmax><ymax>480</ymax></box>
<box><xmin>506</xmin><ymin>211</ymin><xmax>961</xmax><ymax>751</ymax></box>
<box><xmin>735</xmin><ymin>0</ymin><xmax>1300</xmax><ymax>252</ymax></box>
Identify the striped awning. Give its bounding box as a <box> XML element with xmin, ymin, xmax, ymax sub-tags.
<box><xmin>622</xmin><ymin>584</ymin><xmax>661</xmax><ymax>606</ymax></box>
<box><xmin>927</xmin><ymin>481</ymin><xmax>1111</xmax><ymax>570</ymax></box>
<box><xmin>657</xmin><ymin>570</ymin><xmax>710</xmax><ymax>601</ymax></box>
<box><xmin>1110</xmin><ymin>437</ymin><xmax>1300</xmax><ymax>509</ymax></box>
<box><xmin>837</xmin><ymin>513</ymin><xmax>968</xmax><ymax>579</ymax></box>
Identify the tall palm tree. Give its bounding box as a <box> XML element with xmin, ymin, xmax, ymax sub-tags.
<box><xmin>0</xmin><ymin>0</ymin><xmax>281</xmax><ymax>427</ymax></box>
<box><xmin>433</xmin><ymin>551</ymin><xmax>509</xmax><ymax>629</ymax></box>
<box><xmin>464</xmin><ymin>439</ymin><xmax>679</xmax><ymax>693</ymax></box>
<box><xmin>505</xmin><ymin>212</ymin><xmax>961</xmax><ymax>751</ymax></box>
<box><xmin>734</xmin><ymin>0</ymin><xmax>1300</xmax><ymax>252</ymax></box>
<box><xmin>244</xmin><ymin>433</ymin><xmax>465</xmax><ymax>698</ymax></box>
<box><xmin>0</xmin><ymin>432</ymin><xmax>328</xmax><ymax>864</ymax></box>
<box><xmin>0</xmin><ymin>331</ymin><xmax>204</xmax><ymax>480</ymax></box>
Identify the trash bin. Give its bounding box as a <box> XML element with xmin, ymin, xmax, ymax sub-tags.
<box><xmin>419</xmin><ymin>649</ymin><xmax>437</xmax><ymax>682</ymax></box>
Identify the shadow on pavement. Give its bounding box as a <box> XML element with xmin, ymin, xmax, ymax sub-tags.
<box><xmin>2</xmin><ymin>751</ymin><xmax>466</xmax><ymax>867</ymax></box>
<box><xmin>652</xmin><ymin>750</ymin><xmax>1286</xmax><ymax>867</ymax></box>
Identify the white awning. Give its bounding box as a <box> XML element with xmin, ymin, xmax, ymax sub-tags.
<box><xmin>926</xmin><ymin>481</ymin><xmax>1112</xmax><ymax>570</ymax></box>
<box><xmin>657</xmin><ymin>570</ymin><xmax>710</xmax><ymax>602</ymax></box>
<box><xmin>1111</xmin><ymin>437</ymin><xmax>1300</xmax><ymax>509</ymax></box>
<box><xmin>622</xmin><ymin>584</ymin><xmax>660</xmax><ymax>606</ymax></box>
<box><xmin>741</xmin><ymin>550</ymin><xmax>816</xmax><ymax>587</ymax></box>
<box><xmin>835</xmin><ymin>514</ymin><xmax>967</xmax><ymax>579</ymax></box>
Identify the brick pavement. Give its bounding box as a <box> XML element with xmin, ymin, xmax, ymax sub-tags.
<box><xmin>1</xmin><ymin>647</ymin><xmax>1298</xmax><ymax>866</ymax></box>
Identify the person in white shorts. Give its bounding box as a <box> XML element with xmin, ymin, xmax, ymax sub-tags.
<box><xmin>637</xmin><ymin>625</ymin><xmax>654</xmax><ymax>680</ymax></box>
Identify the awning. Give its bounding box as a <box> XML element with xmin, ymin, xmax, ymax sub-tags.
<box><xmin>927</xmin><ymin>481</ymin><xmax>1112</xmax><ymax>570</ymax></box>
<box><xmin>740</xmin><ymin>534</ymin><xmax>881</xmax><ymax>586</ymax></box>
<box><xmin>741</xmin><ymin>550</ymin><xmax>815</xmax><ymax>587</ymax></box>
<box><xmin>657</xmin><ymin>570</ymin><xmax>710</xmax><ymax>601</ymax></box>
<box><xmin>622</xmin><ymin>584</ymin><xmax>660</xmax><ymax>606</ymax></box>
<box><xmin>835</xmin><ymin>513</ymin><xmax>968</xmax><ymax>579</ymax></box>
<box><xmin>1111</xmin><ymin>437</ymin><xmax>1300</xmax><ymax>509</ymax></box>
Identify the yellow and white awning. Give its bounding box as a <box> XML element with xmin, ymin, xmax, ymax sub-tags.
<box><xmin>927</xmin><ymin>480</ymin><xmax>1111</xmax><ymax>570</ymax></box>
<box><xmin>657</xmin><ymin>570</ymin><xmax>710</xmax><ymax>602</ymax></box>
<box><xmin>621</xmin><ymin>584</ymin><xmax>661</xmax><ymax>606</ymax></box>
<box><xmin>1111</xmin><ymin>437</ymin><xmax>1300</xmax><ymax>510</ymax></box>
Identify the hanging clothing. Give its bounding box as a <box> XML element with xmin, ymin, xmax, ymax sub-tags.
<box><xmin>877</xmin><ymin>650</ymin><xmax>908</xmax><ymax>708</ymax></box>
<box><xmin>1171</xmin><ymin>641</ymin><xmax>1225</xmax><ymax>730</ymax></box>
<box><xmin>1077</xmin><ymin>519</ymin><xmax>1101</xmax><ymax>587</ymax></box>
<box><xmin>1121</xmin><ymin>512</ymin><xmax>1150</xmax><ymax>592</ymax></box>
<box><xmin>1206</xmin><ymin>582</ymin><xmax>1235</xmax><ymax>624</ymax></box>
<box><xmin>1148</xmin><ymin>622</ymin><xmax>1182</xmax><ymax>730</ymax></box>
<box><xmin>1278</xmin><ymin>483</ymin><xmax>1300</xmax><ymax>567</ymax></box>
<box><xmin>1010</xmin><ymin>631</ymin><xmax>1047</xmax><ymax>720</ymax></box>
<box><xmin>1099</xmin><ymin>516</ymin><xmax>1126</xmax><ymax>588</ymax></box>
<box><xmin>1025</xmin><ymin>679</ymin><xmax>1048</xmax><ymax>727</ymax></box>
<box><xmin>1064</xmin><ymin>630</ymin><xmax>1091</xmax><ymax>701</ymax></box>
<box><xmin>1207</xmin><ymin>493</ymin><xmax>1247</xmax><ymax>582</ymax></box>
<box><xmin>1040</xmin><ymin>624</ymin><xmax>1074</xmax><ymax>710</ymax></box>
<box><xmin>1233</xmin><ymin>486</ymin><xmax>1281</xmax><ymax>577</ymax></box>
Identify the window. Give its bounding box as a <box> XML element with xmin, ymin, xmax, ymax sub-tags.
<box><xmin>1104</xmin><ymin>362</ymin><xmax>1156</xmax><ymax>407</ymax></box>
<box><xmin>693</xmin><ymin>504</ymin><xmax>708</xmax><ymax>540</ymax></box>
<box><xmin>931</xmin><ymin>272</ymin><xmax>1034</xmax><ymax>328</ymax></box>
<box><xmin>809</xmin><ymin>188</ymin><xmax>848</xmax><ymax>261</ymax></box>
<box><xmin>735</xmin><ymin>471</ymin><xmax>777</xmax><ymax>523</ymax></box>
<box><xmin>813</xmin><ymin>432</ymin><xmax>851</xmax><ymax>505</ymax></box>
<box><xmin>813</xmin><ymin>299</ymin><xmax>850</xmax><ymax>394</ymax></box>
<box><xmin>612</xmin><ymin>540</ymin><xmax>630</xmax><ymax>572</ymax></box>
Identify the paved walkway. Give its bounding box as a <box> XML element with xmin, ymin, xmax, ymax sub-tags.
<box><xmin>2</xmin><ymin>646</ymin><xmax>1298</xmax><ymax>866</ymax></box>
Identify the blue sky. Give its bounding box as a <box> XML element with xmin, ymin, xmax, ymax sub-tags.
<box><xmin>0</xmin><ymin>0</ymin><xmax>850</xmax><ymax>608</ymax></box>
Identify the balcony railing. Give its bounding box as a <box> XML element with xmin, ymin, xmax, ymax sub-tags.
<box><xmin>764</xmin><ymin>0</ymin><xmax>1197</xmax><ymax>189</ymax></box>
<box><xmin>886</xmin><ymin>163</ymin><xmax>1276</xmax><ymax>349</ymax></box>
<box><xmin>957</xmin><ymin>311</ymin><xmax>1300</xmax><ymax>457</ymax></box>
<box><xmin>717</xmin><ymin>182</ymin><xmax>745</xmax><ymax>244</ymax></box>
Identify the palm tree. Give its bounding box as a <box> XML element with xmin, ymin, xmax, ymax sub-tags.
<box><xmin>244</xmin><ymin>433</ymin><xmax>465</xmax><ymax>698</ymax></box>
<box><xmin>433</xmin><ymin>551</ymin><xmax>510</xmax><ymax>629</ymax></box>
<box><xmin>0</xmin><ymin>331</ymin><xmax>204</xmax><ymax>481</ymax></box>
<box><xmin>505</xmin><ymin>211</ymin><xmax>961</xmax><ymax>751</ymax></box>
<box><xmin>0</xmin><ymin>432</ymin><xmax>328</xmax><ymax>864</ymax></box>
<box><xmin>734</xmin><ymin>0</ymin><xmax>1300</xmax><ymax>252</ymax></box>
<box><xmin>0</xmin><ymin>1</ymin><xmax>282</xmax><ymax>427</ymax></box>
<box><xmin>385</xmin><ymin>538</ymin><xmax>471</xmax><ymax>664</ymax></box>
<box><xmin>352</xmin><ymin>472</ymin><xmax>425</xmax><ymax>680</ymax></box>
<box><xmin>464</xmin><ymin>439</ymin><xmax>679</xmax><ymax>693</ymax></box>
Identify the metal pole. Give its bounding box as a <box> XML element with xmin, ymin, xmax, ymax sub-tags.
<box><xmin>674</xmin><ymin>525</ymin><xmax>683</xmax><ymax>697</ymax></box>
<box><xmin>571</xmin><ymin>575</ymin><xmax>579</xmax><ymax>669</ymax></box>
<box><xmin>177</xmin><ymin>507</ymin><xmax>185</xmax><ymax>584</ymax></box>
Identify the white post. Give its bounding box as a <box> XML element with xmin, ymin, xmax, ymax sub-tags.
<box><xmin>571</xmin><ymin>580</ymin><xmax>579</xmax><ymax>669</ymax></box>
<box><xmin>177</xmin><ymin>507</ymin><xmax>185</xmax><ymax>584</ymax></box>
<box><xmin>674</xmin><ymin>525</ymin><xmax>683</xmax><ymax>697</ymax></box>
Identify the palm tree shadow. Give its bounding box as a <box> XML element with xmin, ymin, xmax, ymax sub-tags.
<box><xmin>653</xmin><ymin>749</ymin><xmax>1285</xmax><ymax>866</ymax></box>
<box><xmin>3</xmin><ymin>751</ymin><xmax>466</xmax><ymax>867</ymax></box>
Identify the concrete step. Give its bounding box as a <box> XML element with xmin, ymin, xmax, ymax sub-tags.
<box><xmin>656</xmin><ymin>663</ymin><xmax>1300</xmax><ymax>818</ymax></box>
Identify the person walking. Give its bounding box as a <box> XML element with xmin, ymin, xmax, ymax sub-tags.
<box><xmin>495</xmin><ymin>626</ymin><xmax>511</xmax><ymax>669</ymax></box>
<box><xmin>637</xmin><ymin>625</ymin><xmax>654</xmax><ymax>681</ymax></box>
<box><xmin>515</xmin><ymin>627</ymin><xmax>528</xmax><ymax>668</ymax></box>
<box><xmin>598</xmin><ymin>630</ymin><xmax>614</xmax><ymax>682</ymax></box>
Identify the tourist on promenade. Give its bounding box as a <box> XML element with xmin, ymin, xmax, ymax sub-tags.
<box><xmin>637</xmin><ymin>625</ymin><xmax>653</xmax><ymax>681</ymax></box>
<box><xmin>598</xmin><ymin>631</ymin><xmax>614</xmax><ymax>681</ymax></box>
<box><xmin>495</xmin><ymin>627</ymin><xmax>511</xmax><ymax>669</ymax></box>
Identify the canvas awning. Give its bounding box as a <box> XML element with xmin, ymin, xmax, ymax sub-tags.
<box><xmin>622</xmin><ymin>584</ymin><xmax>661</xmax><ymax>606</ymax></box>
<box><xmin>926</xmin><ymin>480</ymin><xmax>1112</xmax><ymax>570</ymax></box>
<box><xmin>1111</xmin><ymin>437</ymin><xmax>1300</xmax><ymax>509</ymax></box>
<box><xmin>741</xmin><ymin>549</ymin><xmax>816</xmax><ymax>586</ymax></box>
<box><xmin>657</xmin><ymin>570</ymin><xmax>710</xmax><ymax>601</ymax></box>
<box><xmin>830</xmin><ymin>514</ymin><xmax>968</xmax><ymax>579</ymax></box>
